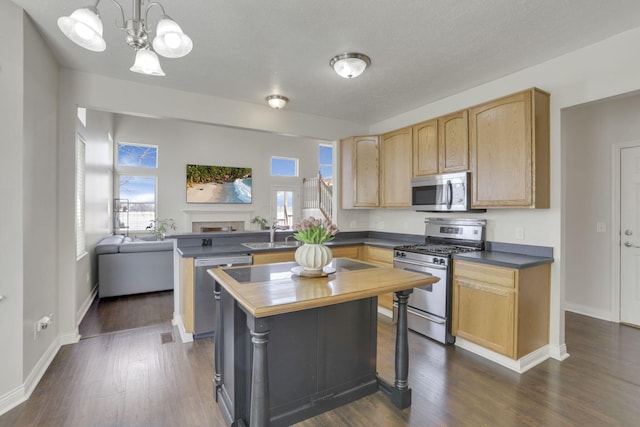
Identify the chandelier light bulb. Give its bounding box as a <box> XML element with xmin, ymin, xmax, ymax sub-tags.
<box><xmin>153</xmin><ymin>16</ymin><xmax>193</xmax><ymax>58</ymax></box>
<box><xmin>57</xmin><ymin>7</ymin><xmax>106</xmax><ymax>52</ymax></box>
<box><xmin>130</xmin><ymin>48</ymin><xmax>166</xmax><ymax>76</ymax></box>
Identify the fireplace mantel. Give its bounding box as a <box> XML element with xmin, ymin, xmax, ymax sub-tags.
<box><xmin>182</xmin><ymin>209</ymin><xmax>257</xmax><ymax>232</ymax></box>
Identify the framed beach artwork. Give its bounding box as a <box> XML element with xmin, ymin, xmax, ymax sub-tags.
<box><xmin>186</xmin><ymin>164</ymin><xmax>252</xmax><ymax>204</ymax></box>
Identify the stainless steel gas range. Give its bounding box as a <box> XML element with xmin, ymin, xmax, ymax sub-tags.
<box><xmin>393</xmin><ymin>218</ymin><xmax>486</xmax><ymax>344</ymax></box>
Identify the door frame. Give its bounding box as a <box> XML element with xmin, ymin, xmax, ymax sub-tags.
<box><xmin>611</xmin><ymin>139</ymin><xmax>640</xmax><ymax>323</ymax></box>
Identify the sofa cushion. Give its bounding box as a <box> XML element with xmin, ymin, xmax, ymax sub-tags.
<box><xmin>95</xmin><ymin>235</ymin><xmax>126</xmax><ymax>254</ymax></box>
<box><xmin>118</xmin><ymin>239</ymin><xmax>174</xmax><ymax>253</ymax></box>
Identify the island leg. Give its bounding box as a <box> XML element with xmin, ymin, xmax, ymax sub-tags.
<box><xmin>214</xmin><ymin>281</ymin><xmax>222</xmax><ymax>401</ymax></box>
<box><xmin>247</xmin><ymin>316</ymin><xmax>273</xmax><ymax>427</ymax></box>
<box><xmin>392</xmin><ymin>289</ymin><xmax>412</xmax><ymax>409</ymax></box>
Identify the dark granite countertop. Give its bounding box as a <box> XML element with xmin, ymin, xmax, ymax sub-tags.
<box><xmin>453</xmin><ymin>241</ymin><xmax>554</xmax><ymax>269</ymax></box>
<box><xmin>176</xmin><ymin>238</ymin><xmax>410</xmax><ymax>258</ymax></box>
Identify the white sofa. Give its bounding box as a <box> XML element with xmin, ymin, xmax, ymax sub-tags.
<box><xmin>95</xmin><ymin>235</ymin><xmax>174</xmax><ymax>298</ymax></box>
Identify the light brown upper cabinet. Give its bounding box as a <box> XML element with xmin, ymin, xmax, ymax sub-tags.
<box><xmin>340</xmin><ymin>135</ymin><xmax>380</xmax><ymax>208</ymax></box>
<box><xmin>469</xmin><ymin>88</ymin><xmax>550</xmax><ymax>208</ymax></box>
<box><xmin>380</xmin><ymin>127</ymin><xmax>413</xmax><ymax>208</ymax></box>
<box><xmin>438</xmin><ymin>110</ymin><xmax>469</xmax><ymax>173</ymax></box>
<box><xmin>412</xmin><ymin>119</ymin><xmax>438</xmax><ymax>176</ymax></box>
<box><xmin>413</xmin><ymin>110</ymin><xmax>469</xmax><ymax>177</ymax></box>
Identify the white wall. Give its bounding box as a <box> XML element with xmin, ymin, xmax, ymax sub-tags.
<box><xmin>366</xmin><ymin>26</ymin><xmax>640</xmax><ymax>359</ymax></box>
<box><xmin>22</xmin><ymin>10</ymin><xmax>60</xmax><ymax>379</ymax></box>
<box><xmin>113</xmin><ymin>114</ymin><xmax>322</xmax><ymax>232</ymax></box>
<box><xmin>0</xmin><ymin>0</ymin><xmax>25</xmax><ymax>404</ymax></box>
<box><xmin>77</xmin><ymin>110</ymin><xmax>114</xmax><ymax>318</ymax></box>
<box><xmin>563</xmin><ymin>92</ymin><xmax>640</xmax><ymax>320</ymax></box>
<box><xmin>0</xmin><ymin>2</ymin><xmax>60</xmax><ymax>413</ymax></box>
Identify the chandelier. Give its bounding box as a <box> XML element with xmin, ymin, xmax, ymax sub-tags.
<box><xmin>57</xmin><ymin>0</ymin><xmax>193</xmax><ymax>76</ymax></box>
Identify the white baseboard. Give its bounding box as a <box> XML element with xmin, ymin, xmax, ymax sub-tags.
<box><xmin>76</xmin><ymin>284</ymin><xmax>98</xmax><ymax>325</ymax></box>
<box><xmin>0</xmin><ymin>384</ymin><xmax>26</xmax><ymax>417</ymax></box>
<box><xmin>0</xmin><ymin>336</ymin><xmax>61</xmax><ymax>416</ymax></box>
<box><xmin>172</xmin><ymin>314</ymin><xmax>193</xmax><ymax>343</ymax></box>
<box><xmin>565</xmin><ymin>302</ymin><xmax>613</xmax><ymax>322</ymax></box>
<box><xmin>549</xmin><ymin>343</ymin><xmax>570</xmax><ymax>361</ymax></box>
<box><xmin>454</xmin><ymin>337</ymin><xmax>550</xmax><ymax>373</ymax></box>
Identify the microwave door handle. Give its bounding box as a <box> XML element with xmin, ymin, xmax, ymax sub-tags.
<box><xmin>446</xmin><ymin>180</ymin><xmax>453</xmax><ymax>210</ymax></box>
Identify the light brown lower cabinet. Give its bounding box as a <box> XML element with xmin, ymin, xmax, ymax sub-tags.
<box><xmin>452</xmin><ymin>260</ymin><xmax>550</xmax><ymax>359</ymax></box>
<box><xmin>362</xmin><ymin>246</ymin><xmax>394</xmax><ymax>310</ymax></box>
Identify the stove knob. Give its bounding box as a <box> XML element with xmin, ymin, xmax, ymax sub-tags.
<box><xmin>439</xmin><ymin>259</ymin><xmax>446</xmax><ymax>265</ymax></box>
<box><xmin>432</xmin><ymin>257</ymin><xmax>438</xmax><ymax>264</ymax></box>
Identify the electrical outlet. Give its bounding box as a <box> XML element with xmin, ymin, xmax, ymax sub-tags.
<box><xmin>515</xmin><ymin>227</ymin><xmax>525</xmax><ymax>240</ymax></box>
<box><xmin>350</xmin><ymin>221</ymin><xmax>357</xmax><ymax>229</ymax></box>
<box><xmin>596</xmin><ymin>222</ymin><xmax>606</xmax><ymax>233</ymax></box>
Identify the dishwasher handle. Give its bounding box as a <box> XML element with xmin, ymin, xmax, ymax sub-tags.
<box><xmin>194</xmin><ymin>255</ymin><xmax>253</xmax><ymax>267</ymax></box>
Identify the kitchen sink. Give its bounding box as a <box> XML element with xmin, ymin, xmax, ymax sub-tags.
<box><xmin>242</xmin><ymin>241</ymin><xmax>301</xmax><ymax>249</ymax></box>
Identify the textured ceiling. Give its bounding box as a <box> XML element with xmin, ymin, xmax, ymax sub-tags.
<box><xmin>12</xmin><ymin>0</ymin><xmax>640</xmax><ymax>125</ymax></box>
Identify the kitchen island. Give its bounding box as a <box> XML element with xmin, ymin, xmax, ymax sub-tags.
<box><xmin>208</xmin><ymin>258</ymin><xmax>439</xmax><ymax>427</ymax></box>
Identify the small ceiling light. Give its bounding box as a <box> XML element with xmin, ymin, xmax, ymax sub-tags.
<box><xmin>130</xmin><ymin>48</ymin><xmax>166</xmax><ymax>76</ymax></box>
<box><xmin>266</xmin><ymin>95</ymin><xmax>289</xmax><ymax>109</ymax></box>
<box><xmin>57</xmin><ymin>0</ymin><xmax>192</xmax><ymax>76</ymax></box>
<box><xmin>330</xmin><ymin>52</ymin><xmax>371</xmax><ymax>79</ymax></box>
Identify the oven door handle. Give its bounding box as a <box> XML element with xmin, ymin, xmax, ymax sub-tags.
<box><xmin>394</xmin><ymin>258</ymin><xmax>447</xmax><ymax>270</ymax></box>
<box><xmin>393</xmin><ymin>303</ymin><xmax>446</xmax><ymax>324</ymax></box>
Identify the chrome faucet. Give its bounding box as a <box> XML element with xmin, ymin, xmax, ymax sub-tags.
<box><xmin>270</xmin><ymin>224</ymin><xmax>276</xmax><ymax>243</ymax></box>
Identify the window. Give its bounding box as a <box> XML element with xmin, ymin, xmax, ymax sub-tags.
<box><xmin>319</xmin><ymin>144</ymin><xmax>333</xmax><ymax>182</ymax></box>
<box><xmin>271</xmin><ymin>156</ymin><xmax>298</xmax><ymax>177</ymax></box>
<box><xmin>76</xmin><ymin>135</ymin><xmax>86</xmax><ymax>258</ymax></box>
<box><xmin>115</xmin><ymin>143</ymin><xmax>158</xmax><ymax>231</ymax></box>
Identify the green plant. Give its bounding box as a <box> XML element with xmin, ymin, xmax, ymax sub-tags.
<box><xmin>292</xmin><ymin>217</ymin><xmax>339</xmax><ymax>244</ymax></box>
<box><xmin>146</xmin><ymin>218</ymin><xmax>176</xmax><ymax>240</ymax></box>
<box><xmin>251</xmin><ymin>216</ymin><xmax>268</xmax><ymax>229</ymax></box>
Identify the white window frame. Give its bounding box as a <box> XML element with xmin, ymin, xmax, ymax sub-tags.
<box><xmin>115</xmin><ymin>142</ymin><xmax>159</xmax><ymax>232</ymax></box>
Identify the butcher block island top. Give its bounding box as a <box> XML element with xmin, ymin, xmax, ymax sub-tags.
<box><xmin>209</xmin><ymin>257</ymin><xmax>439</xmax><ymax>318</ymax></box>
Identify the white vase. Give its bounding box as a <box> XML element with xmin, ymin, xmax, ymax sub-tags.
<box><xmin>295</xmin><ymin>243</ymin><xmax>333</xmax><ymax>272</ymax></box>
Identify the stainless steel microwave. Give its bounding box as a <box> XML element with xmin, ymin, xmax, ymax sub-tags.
<box><xmin>411</xmin><ymin>172</ymin><xmax>484</xmax><ymax>212</ymax></box>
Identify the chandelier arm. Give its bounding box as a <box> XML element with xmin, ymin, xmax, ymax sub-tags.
<box><xmin>108</xmin><ymin>0</ymin><xmax>127</xmax><ymax>30</ymax></box>
<box><xmin>145</xmin><ymin>2</ymin><xmax>168</xmax><ymax>25</ymax></box>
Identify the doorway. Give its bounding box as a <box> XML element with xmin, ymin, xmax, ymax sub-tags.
<box><xmin>618</xmin><ymin>145</ymin><xmax>640</xmax><ymax>327</ymax></box>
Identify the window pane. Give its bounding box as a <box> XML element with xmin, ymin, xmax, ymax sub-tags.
<box><xmin>271</xmin><ymin>157</ymin><xmax>298</xmax><ymax>176</ymax></box>
<box><xmin>319</xmin><ymin>145</ymin><xmax>333</xmax><ymax>180</ymax></box>
<box><xmin>118</xmin><ymin>143</ymin><xmax>158</xmax><ymax>168</ymax></box>
<box><xmin>276</xmin><ymin>191</ymin><xmax>294</xmax><ymax>226</ymax></box>
<box><xmin>76</xmin><ymin>136</ymin><xmax>86</xmax><ymax>257</ymax></box>
<box><xmin>119</xmin><ymin>176</ymin><xmax>156</xmax><ymax>230</ymax></box>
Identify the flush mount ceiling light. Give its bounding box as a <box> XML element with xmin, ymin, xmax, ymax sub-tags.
<box><xmin>266</xmin><ymin>95</ymin><xmax>289</xmax><ymax>109</ymax></box>
<box><xmin>57</xmin><ymin>0</ymin><xmax>193</xmax><ymax>77</ymax></box>
<box><xmin>330</xmin><ymin>52</ymin><xmax>371</xmax><ymax>79</ymax></box>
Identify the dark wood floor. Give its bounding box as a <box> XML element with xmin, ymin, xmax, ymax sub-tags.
<box><xmin>1</xmin><ymin>292</ymin><xmax>638</xmax><ymax>426</ymax></box>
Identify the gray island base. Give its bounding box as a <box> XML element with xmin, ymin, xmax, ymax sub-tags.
<box><xmin>210</xmin><ymin>258</ymin><xmax>436</xmax><ymax>427</ymax></box>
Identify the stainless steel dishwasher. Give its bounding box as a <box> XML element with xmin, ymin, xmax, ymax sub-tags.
<box><xmin>193</xmin><ymin>254</ymin><xmax>252</xmax><ymax>338</ymax></box>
